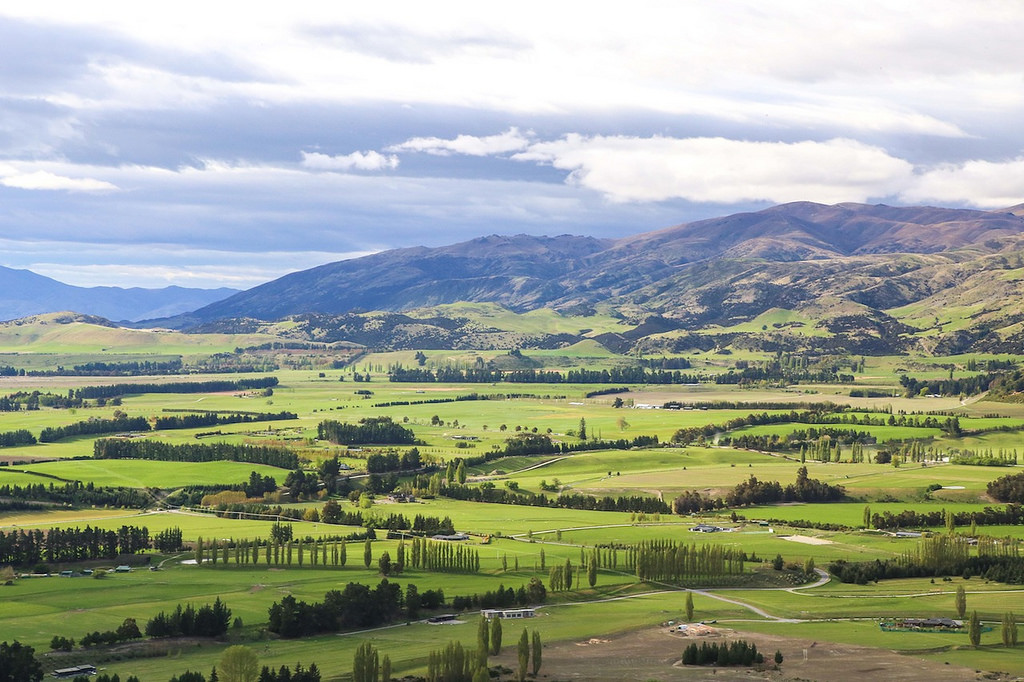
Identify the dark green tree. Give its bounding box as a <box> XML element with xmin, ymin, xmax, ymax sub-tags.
<box><xmin>531</xmin><ymin>630</ymin><xmax>542</xmax><ymax>676</ymax></box>
<box><xmin>0</xmin><ymin>641</ymin><xmax>43</xmax><ymax>682</ymax></box>
<box><xmin>490</xmin><ymin>616</ymin><xmax>502</xmax><ymax>655</ymax></box>
<box><xmin>517</xmin><ymin>628</ymin><xmax>530</xmax><ymax>682</ymax></box>
<box><xmin>969</xmin><ymin>610</ymin><xmax>982</xmax><ymax>647</ymax></box>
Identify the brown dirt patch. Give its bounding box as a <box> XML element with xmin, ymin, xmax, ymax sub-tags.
<box><xmin>502</xmin><ymin>625</ymin><xmax>998</xmax><ymax>681</ymax></box>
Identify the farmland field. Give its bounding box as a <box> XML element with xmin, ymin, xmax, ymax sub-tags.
<box><xmin>2</xmin><ymin>340</ymin><xmax>1024</xmax><ymax>681</ymax></box>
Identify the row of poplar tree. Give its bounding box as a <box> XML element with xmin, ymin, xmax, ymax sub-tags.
<box><xmin>351</xmin><ymin>616</ymin><xmax>542</xmax><ymax>682</ymax></box>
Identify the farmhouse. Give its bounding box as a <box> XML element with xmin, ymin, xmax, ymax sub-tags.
<box><xmin>481</xmin><ymin>608</ymin><xmax>536</xmax><ymax>619</ymax></box>
<box><xmin>691</xmin><ymin>524</ymin><xmax>726</xmax><ymax>533</ymax></box>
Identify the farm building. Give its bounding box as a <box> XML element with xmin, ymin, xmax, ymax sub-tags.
<box><xmin>428</xmin><ymin>614</ymin><xmax>458</xmax><ymax>623</ymax></box>
<box><xmin>431</xmin><ymin>533</ymin><xmax>469</xmax><ymax>541</ymax></box>
<box><xmin>691</xmin><ymin>524</ymin><xmax>726</xmax><ymax>533</ymax></box>
<box><xmin>895</xmin><ymin>617</ymin><xmax>962</xmax><ymax>629</ymax></box>
<box><xmin>53</xmin><ymin>664</ymin><xmax>98</xmax><ymax>678</ymax></box>
<box><xmin>481</xmin><ymin>608</ymin><xmax>536</xmax><ymax>619</ymax></box>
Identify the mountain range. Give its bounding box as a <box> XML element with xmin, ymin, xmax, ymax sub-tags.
<box><xmin>0</xmin><ymin>266</ymin><xmax>237</xmax><ymax>322</ymax></box>
<box><xmin>7</xmin><ymin>201</ymin><xmax>1024</xmax><ymax>355</ymax></box>
<box><xmin>153</xmin><ymin>202</ymin><xmax>1024</xmax><ymax>354</ymax></box>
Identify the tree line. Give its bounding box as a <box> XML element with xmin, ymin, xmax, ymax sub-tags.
<box><xmin>72</xmin><ymin>376</ymin><xmax>279</xmax><ymax>400</ymax></box>
<box><xmin>0</xmin><ymin>480</ymin><xmax>152</xmax><ymax>509</ymax></box>
<box><xmin>389</xmin><ymin>366</ymin><xmax>703</xmax><ymax>384</ymax></box>
<box><xmin>39</xmin><ymin>415</ymin><xmax>149</xmax><ymax>442</ymax></box>
<box><xmin>93</xmin><ymin>438</ymin><xmax>299</xmax><ymax>469</ymax></box>
<box><xmin>441</xmin><ymin>482</ymin><xmax>671</xmax><ymax>514</ymax></box>
<box><xmin>152</xmin><ymin>410</ymin><xmax>297</xmax><ymax>430</ymax></box>
<box><xmin>0</xmin><ymin>524</ymin><xmax>174</xmax><ymax>565</ymax></box>
<box><xmin>870</xmin><ymin>504</ymin><xmax>1024</xmax><ymax>530</ymax></box>
<box><xmin>634</xmin><ymin>541</ymin><xmax>747</xmax><ymax>584</ymax></box>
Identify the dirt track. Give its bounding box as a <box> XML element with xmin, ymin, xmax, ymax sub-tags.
<box><xmin>502</xmin><ymin>625</ymin><xmax>995</xmax><ymax>681</ymax></box>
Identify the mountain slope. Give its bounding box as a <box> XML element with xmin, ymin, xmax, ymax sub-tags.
<box><xmin>176</xmin><ymin>234</ymin><xmax>611</xmax><ymax>323</ymax></box>
<box><xmin>0</xmin><ymin>266</ymin><xmax>238</xmax><ymax>322</ymax></box>
<box><xmin>172</xmin><ymin>202</ymin><xmax>1024</xmax><ymax>330</ymax></box>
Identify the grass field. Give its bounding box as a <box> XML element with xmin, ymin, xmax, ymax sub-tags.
<box><xmin>2</xmin><ymin>347</ymin><xmax>1024</xmax><ymax>680</ymax></box>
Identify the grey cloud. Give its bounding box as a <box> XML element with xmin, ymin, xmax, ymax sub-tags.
<box><xmin>0</xmin><ymin>16</ymin><xmax>266</xmax><ymax>96</ymax></box>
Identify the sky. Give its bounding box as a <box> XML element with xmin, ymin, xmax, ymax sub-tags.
<box><xmin>1</xmin><ymin>1</ymin><xmax>1023</xmax><ymax>290</ymax></box>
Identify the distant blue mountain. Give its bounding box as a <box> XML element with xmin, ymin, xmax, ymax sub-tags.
<box><xmin>0</xmin><ymin>266</ymin><xmax>238</xmax><ymax>322</ymax></box>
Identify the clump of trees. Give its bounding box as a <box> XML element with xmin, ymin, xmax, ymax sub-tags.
<box><xmin>681</xmin><ymin>640</ymin><xmax>764</xmax><ymax>666</ymax></box>
<box><xmin>450</xmin><ymin>580</ymin><xmax>546</xmax><ymax>611</ymax></box>
<box><xmin>989</xmin><ymin>471</ymin><xmax>1024</xmax><ymax>503</ymax></box>
<box><xmin>144</xmin><ymin>598</ymin><xmax>232</xmax><ymax>638</ymax></box>
<box><xmin>0</xmin><ymin>429</ymin><xmax>36</xmax><ymax>447</ymax></box>
<box><xmin>79</xmin><ymin>618</ymin><xmax>142</xmax><ymax>648</ymax></box>
<box><xmin>268</xmin><ymin>580</ymin><xmax>403</xmax><ymax>637</ymax></box>
<box><xmin>672</xmin><ymin>467</ymin><xmax>844</xmax><ymax>514</ymax></box>
<box><xmin>317</xmin><ymin>417</ymin><xmax>418</xmax><ymax>445</ymax></box>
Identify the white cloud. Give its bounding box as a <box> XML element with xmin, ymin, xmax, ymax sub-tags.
<box><xmin>902</xmin><ymin>157</ymin><xmax>1024</xmax><ymax>209</ymax></box>
<box><xmin>0</xmin><ymin>170</ymin><xmax>117</xmax><ymax>192</ymax></box>
<box><xmin>301</xmin><ymin>150</ymin><xmax>399</xmax><ymax>171</ymax></box>
<box><xmin>514</xmin><ymin>135</ymin><xmax>914</xmax><ymax>204</ymax></box>
<box><xmin>389</xmin><ymin>127</ymin><xmax>533</xmax><ymax>156</ymax></box>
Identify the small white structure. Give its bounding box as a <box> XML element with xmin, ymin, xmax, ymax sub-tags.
<box><xmin>481</xmin><ymin>608</ymin><xmax>536</xmax><ymax>620</ymax></box>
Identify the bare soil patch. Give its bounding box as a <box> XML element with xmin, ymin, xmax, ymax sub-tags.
<box><xmin>506</xmin><ymin>625</ymin><xmax>995</xmax><ymax>681</ymax></box>
<box><xmin>780</xmin><ymin>535</ymin><xmax>834</xmax><ymax>546</ymax></box>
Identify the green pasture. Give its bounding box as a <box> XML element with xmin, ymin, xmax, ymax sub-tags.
<box><xmin>725</xmin><ymin>422</ymin><xmax>946</xmax><ymax>442</ymax></box>
<box><xmin>1</xmin><ymin>352</ymin><xmax>1024</xmax><ymax>679</ymax></box>
<box><xmin>0</xmin><ymin>459</ymin><xmax>287</xmax><ymax>488</ymax></box>
<box><xmin>0</xmin><ymin>318</ymin><xmax>277</xmax><ymax>355</ymax></box>
<box><xmin>91</xmin><ymin>587</ymin><xmax>743</xmax><ymax>681</ymax></box>
<box><xmin>733</xmin><ymin>619</ymin><xmax>1024</xmax><ymax>674</ymax></box>
<box><xmin>722</xmin><ymin>500</ymin><xmax>1009</xmax><ymax>528</ymax></box>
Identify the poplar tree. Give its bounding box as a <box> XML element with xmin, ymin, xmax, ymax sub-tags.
<box><xmin>517</xmin><ymin>628</ymin><xmax>529</xmax><ymax>682</ymax></box>
<box><xmin>477</xmin><ymin>617</ymin><xmax>490</xmax><ymax>667</ymax></box>
<box><xmin>968</xmin><ymin>610</ymin><xmax>982</xmax><ymax>647</ymax></box>
<box><xmin>955</xmin><ymin>585</ymin><xmax>967</xmax><ymax>619</ymax></box>
<box><xmin>531</xmin><ymin>630</ymin><xmax>542</xmax><ymax>676</ymax></box>
<box><xmin>490</xmin><ymin>616</ymin><xmax>502</xmax><ymax>655</ymax></box>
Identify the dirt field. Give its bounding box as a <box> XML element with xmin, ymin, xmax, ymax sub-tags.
<box><xmin>780</xmin><ymin>534</ymin><xmax>835</xmax><ymax>545</ymax></box>
<box><xmin>496</xmin><ymin>625</ymin><xmax>996</xmax><ymax>681</ymax></box>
